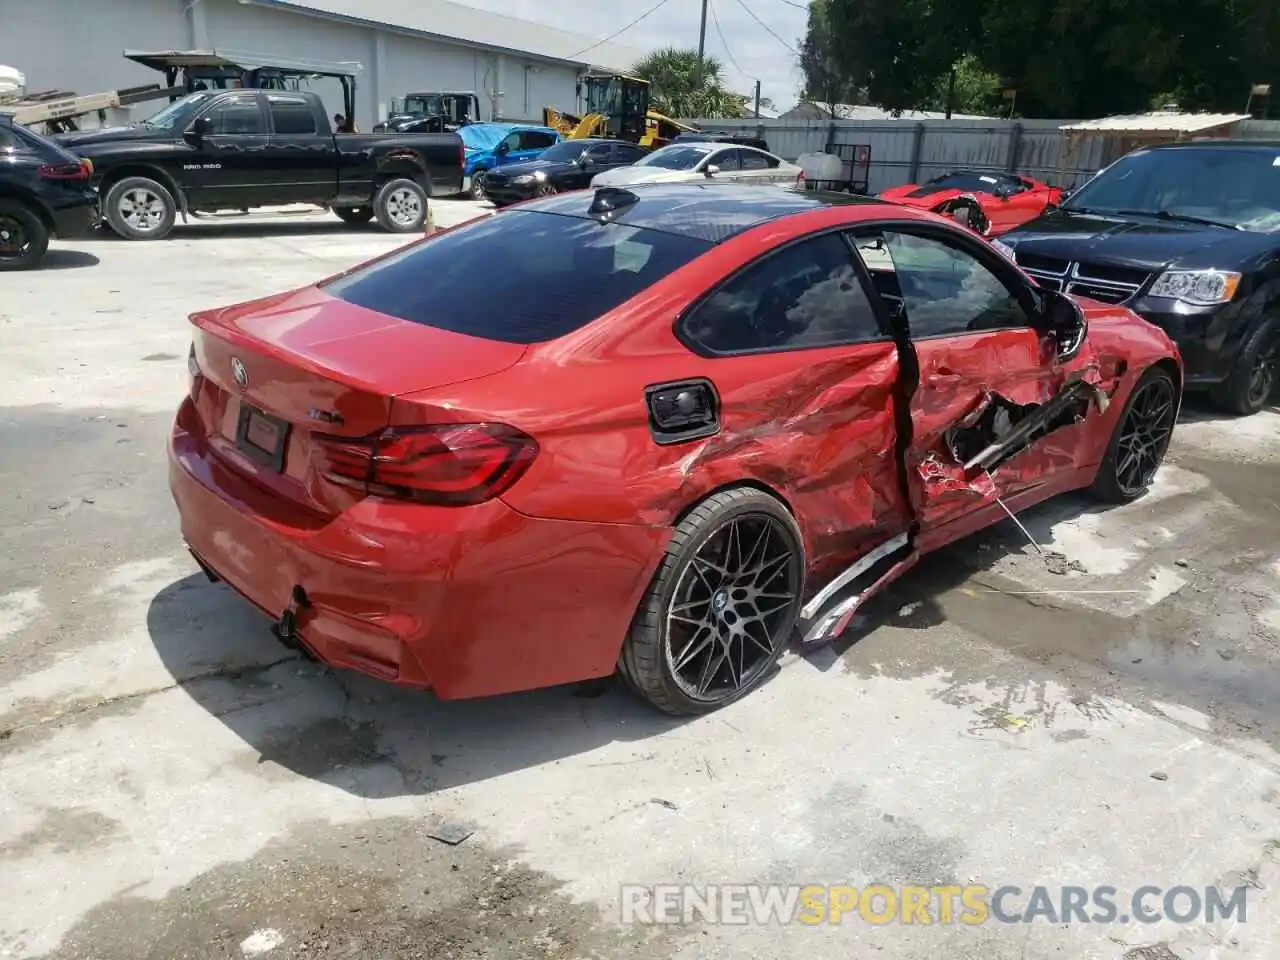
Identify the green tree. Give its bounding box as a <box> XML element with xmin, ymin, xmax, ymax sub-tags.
<box><xmin>799</xmin><ymin>0</ymin><xmax>863</xmax><ymax>113</ymax></box>
<box><xmin>802</xmin><ymin>0</ymin><xmax>1280</xmax><ymax>118</ymax></box>
<box><xmin>632</xmin><ymin>47</ymin><xmax>748</xmax><ymax>119</ymax></box>
<box><xmin>919</xmin><ymin>54</ymin><xmax>1001</xmax><ymax>115</ymax></box>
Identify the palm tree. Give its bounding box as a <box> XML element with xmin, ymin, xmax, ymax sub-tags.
<box><xmin>632</xmin><ymin>47</ymin><xmax>749</xmax><ymax>119</ymax></box>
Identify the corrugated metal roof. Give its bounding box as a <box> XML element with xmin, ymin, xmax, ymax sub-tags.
<box><xmin>1059</xmin><ymin>112</ymin><xmax>1251</xmax><ymax>133</ymax></box>
<box><xmin>252</xmin><ymin>0</ymin><xmax>645</xmax><ymax>71</ymax></box>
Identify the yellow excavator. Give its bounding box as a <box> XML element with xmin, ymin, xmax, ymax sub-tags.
<box><xmin>543</xmin><ymin>74</ymin><xmax>698</xmax><ymax>149</ymax></box>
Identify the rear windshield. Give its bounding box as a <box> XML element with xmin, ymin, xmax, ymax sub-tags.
<box><xmin>324</xmin><ymin>210</ymin><xmax>711</xmax><ymax>343</ymax></box>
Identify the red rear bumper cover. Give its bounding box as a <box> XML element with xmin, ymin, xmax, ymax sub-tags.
<box><xmin>168</xmin><ymin>399</ymin><xmax>670</xmax><ymax>699</ymax></box>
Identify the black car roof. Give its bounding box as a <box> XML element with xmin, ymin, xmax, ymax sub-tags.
<box><xmin>520</xmin><ymin>182</ymin><xmax>884</xmax><ymax>244</ymax></box>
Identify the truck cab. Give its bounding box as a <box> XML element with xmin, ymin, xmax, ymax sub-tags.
<box><xmin>376</xmin><ymin>92</ymin><xmax>482</xmax><ymax>133</ymax></box>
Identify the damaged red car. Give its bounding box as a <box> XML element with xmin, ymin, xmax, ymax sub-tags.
<box><xmin>169</xmin><ymin>182</ymin><xmax>1181</xmax><ymax>716</ymax></box>
<box><xmin>879</xmin><ymin>171</ymin><xmax>1064</xmax><ymax>237</ymax></box>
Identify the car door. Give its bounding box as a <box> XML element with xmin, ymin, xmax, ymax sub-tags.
<box><xmin>735</xmin><ymin>147</ymin><xmax>783</xmax><ymax>184</ymax></box>
<box><xmin>570</xmin><ymin>142</ymin><xmax>616</xmax><ymax>188</ymax></box>
<box><xmin>699</xmin><ymin>147</ymin><xmax>742</xmax><ymax>181</ymax></box>
<box><xmin>513</xmin><ymin>130</ymin><xmax>557</xmax><ymax>164</ymax></box>
<box><xmin>493</xmin><ymin>130</ymin><xmax>523</xmax><ymax>169</ymax></box>
<box><xmin>847</xmin><ymin>224</ymin><xmax>1097</xmax><ymax>547</ymax></box>
<box><xmin>263</xmin><ymin>93</ymin><xmax>334</xmax><ymax>206</ymax></box>
<box><xmin>675</xmin><ymin>231</ymin><xmax>911</xmax><ymax>572</ymax></box>
<box><xmin>183</xmin><ymin>92</ymin><xmax>272</xmax><ymax>209</ymax></box>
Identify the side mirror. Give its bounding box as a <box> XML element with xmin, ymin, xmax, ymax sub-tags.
<box><xmin>495</xmin><ymin>141</ymin><xmax>510</xmax><ymax>155</ymax></box>
<box><xmin>187</xmin><ymin>116</ymin><xmax>211</xmax><ymax>141</ymax></box>
<box><xmin>1058</xmin><ymin>188</ymin><xmax>1073</xmax><ymax>203</ymax></box>
<box><xmin>704</xmin><ymin>164</ymin><xmax>720</xmax><ymax>178</ymax></box>
<box><xmin>578</xmin><ymin>153</ymin><xmax>594</xmax><ymax>168</ymax></box>
<box><xmin>1042</xmin><ymin>288</ymin><xmax>1088</xmax><ymax>361</ymax></box>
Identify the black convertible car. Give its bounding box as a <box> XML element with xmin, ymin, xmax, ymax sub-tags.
<box><xmin>481</xmin><ymin>138</ymin><xmax>649</xmax><ymax>207</ymax></box>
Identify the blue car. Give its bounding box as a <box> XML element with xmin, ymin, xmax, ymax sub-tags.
<box><xmin>460</xmin><ymin>122</ymin><xmax>561</xmax><ymax>200</ymax></box>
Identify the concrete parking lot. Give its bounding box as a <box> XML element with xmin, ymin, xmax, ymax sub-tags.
<box><xmin>2</xmin><ymin>200</ymin><xmax>1280</xmax><ymax>960</ymax></box>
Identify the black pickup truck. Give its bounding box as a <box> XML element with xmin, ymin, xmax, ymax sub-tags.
<box><xmin>54</xmin><ymin>89</ymin><xmax>464</xmax><ymax>240</ymax></box>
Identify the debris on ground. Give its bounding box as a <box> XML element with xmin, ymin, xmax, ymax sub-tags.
<box><xmin>1150</xmin><ymin>771</ymin><xmax>1169</xmax><ymax>781</ymax></box>
<box><xmin>426</xmin><ymin>824</ymin><xmax>475</xmax><ymax>846</ymax></box>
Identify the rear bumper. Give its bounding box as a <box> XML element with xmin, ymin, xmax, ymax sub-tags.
<box><xmin>49</xmin><ymin>195</ymin><xmax>97</xmax><ymax>238</ymax></box>
<box><xmin>168</xmin><ymin>399</ymin><xmax>669</xmax><ymax>699</ymax></box>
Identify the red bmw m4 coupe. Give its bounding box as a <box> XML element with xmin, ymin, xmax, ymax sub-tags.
<box><xmin>170</xmin><ymin>182</ymin><xmax>1181</xmax><ymax>714</ymax></box>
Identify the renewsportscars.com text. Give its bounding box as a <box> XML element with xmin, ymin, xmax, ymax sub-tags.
<box><xmin>620</xmin><ymin>884</ymin><xmax>1250</xmax><ymax>926</ymax></box>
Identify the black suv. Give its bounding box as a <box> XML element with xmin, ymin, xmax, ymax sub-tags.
<box><xmin>0</xmin><ymin>114</ymin><xmax>97</xmax><ymax>270</ymax></box>
<box><xmin>998</xmin><ymin>140</ymin><xmax>1280</xmax><ymax>414</ymax></box>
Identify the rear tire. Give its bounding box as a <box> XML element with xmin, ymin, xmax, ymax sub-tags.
<box><xmin>1090</xmin><ymin>366</ymin><xmax>1178</xmax><ymax>504</ymax></box>
<box><xmin>334</xmin><ymin>205</ymin><xmax>374</xmax><ymax>227</ymax></box>
<box><xmin>373</xmin><ymin>178</ymin><xmax>428</xmax><ymax>233</ymax></box>
<box><xmin>0</xmin><ymin>200</ymin><xmax>50</xmax><ymax>270</ymax></box>
<box><xmin>617</xmin><ymin>488</ymin><xmax>804</xmax><ymax>715</ymax></box>
<box><xmin>103</xmin><ymin>175</ymin><xmax>176</xmax><ymax>240</ymax></box>
<box><xmin>1211</xmin><ymin>321</ymin><xmax>1276</xmax><ymax>416</ymax></box>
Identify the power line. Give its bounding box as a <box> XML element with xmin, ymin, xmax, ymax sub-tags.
<box><xmin>770</xmin><ymin>0</ymin><xmax>809</xmax><ymax>9</ymax></box>
<box><xmin>731</xmin><ymin>0</ymin><xmax>800</xmax><ymax>56</ymax></box>
<box><xmin>566</xmin><ymin>0</ymin><xmax>676</xmax><ymax>60</ymax></box>
<box><xmin>709</xmin><ymin>0</ymin><xmax>748</xmax><ymax>79</ymax></box>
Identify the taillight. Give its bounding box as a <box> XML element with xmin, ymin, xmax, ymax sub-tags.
<box><xmin>318</xmin><ymin>423</ymin><xmax>538</xmax><ymax>506</ymax></box>
<box><xmin>38</xmin><ymin>160</ymin><xmax>90</xmax><ymax>180</ymax></box>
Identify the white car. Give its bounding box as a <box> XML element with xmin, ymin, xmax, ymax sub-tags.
<box><xmin>590</xmin><ymin>141</ymin><xmax>804</xmax><ymax>190</ymax></box>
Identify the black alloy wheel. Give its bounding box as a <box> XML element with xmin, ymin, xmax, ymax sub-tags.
<box><xmin>663</xmin><ymin>513</ymin><xmax>802</xmax><ymax>704</ymax></box>
<box><xmin>1112</xmin><ymin>372</ymin><xmax>1177</xmax><ymax>499</ymax></box>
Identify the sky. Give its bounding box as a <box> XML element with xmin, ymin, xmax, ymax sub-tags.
<box><xmin>457</xmin><ymin>0</ymin><xmax>812</xmax><ymax>111</ymax></box>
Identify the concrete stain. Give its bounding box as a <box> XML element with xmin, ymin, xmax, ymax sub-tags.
<box><xmin>31</xmin><ymin>816</ymin><xmax>687</xmax><ymax>960</ymax></box>
<box><xmin>0</xmin><ymin>807</ymin><xmax>123</xmax><ymax>860</ymax></box>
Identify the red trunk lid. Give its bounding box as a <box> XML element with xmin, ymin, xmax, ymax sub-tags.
<box><xmin>188</xmin><ymin>286</ymin><xmax>526</xmax><ymax>516</ymax></box>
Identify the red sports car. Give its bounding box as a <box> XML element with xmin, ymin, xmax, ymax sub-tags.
<box><xmin>170</xmin><ymin>182</ymin><xmax>1180</xmax><ymax>716</ymax></box>
<box><xmin>879</xmin><ymin>171</ymin><xmax>1065</xmax><ymax>236</ymax></box>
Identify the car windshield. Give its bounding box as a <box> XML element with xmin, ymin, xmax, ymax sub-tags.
<box><xmin>928</xmin><ymin>172</ymin><xmax>1018</xmax><ymax>192</ymax></box>
<box><xmin>535</xmin><ymin>141</ymin><xmax>591</xmax><ymax>163</ymax></box>
<box><xmin>402</xmin><ymin>95</ymin><xmax>443</xmax><ymax>115</ymax></box>
<box><xmin>137</xmin><ymin>92</ymin><xmax>216</xmax><ymax>130</ymax></box>
<box><xmin>323</xmin><ymin>209</ymin><xmax>712</xmax><ymax>343</ymax></box>
<box><xmin>1064</xmin><ymin>146</ymin><xmax>1280</xmax><ymax>231</ymax></box>
<box><xmin>636</xmin><ymin>145</ymin><xmax>712</xmax><ymax>170</ymax></box>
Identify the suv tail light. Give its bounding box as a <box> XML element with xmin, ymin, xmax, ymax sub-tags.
<box><xmin>318</xmin><ymin>422</ymin><xmax>538</xmax><ymax>506</ymax></box>
<box><xmin>38</xmin><ymin>160</ymin><xmax>91</xmax><ymax>180</ymax></box>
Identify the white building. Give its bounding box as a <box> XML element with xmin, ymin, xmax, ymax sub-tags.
<box><xmin>0</xmin><ymin>0</ymin><xmax>643</xmax><ymax>129</ymax></box>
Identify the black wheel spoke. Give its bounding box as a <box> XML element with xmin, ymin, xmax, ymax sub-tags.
<box><xmin>1113</xmin><ymin>376</ymin><xmax>1175</xmax><ymax>496</ymax></box>
<box><xmin>664</xmin><ymin>512</ymin><xmax>801</xmax><ymax>703</ymax></box>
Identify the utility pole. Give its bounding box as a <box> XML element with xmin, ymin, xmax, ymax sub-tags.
<box><xmin>754</xmin><ymin>79</ymin><xmax>761</xmax><ymax>118</ymax></box>
<box><xmin>696</xmin><ymin>0</ymin><xmax>709</xmax><ymax>87</ymax></box>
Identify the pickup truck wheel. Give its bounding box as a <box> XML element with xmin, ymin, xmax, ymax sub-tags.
<box><xmin>104</xmin><ymin>176</ymin><xmax>176</xmax><ymax>241</ymax></box>
<box><xmin>470</xmin><ymin>172</ymin><xmax>487</xmax><ymax>200</ymax></box>
<box><xmin>0</xmin><ymin>201</ymin><xmax>50</xmax><ymax>271</ymax></box>
<box><xmin>334</xmin><ymin>206</ymin><xmax>374</xmax><ymax>227</ymax></box>
<box><xmin>374</xmin><ymin>178</ymin><xmax>428</xmax><ymax>232</ymax></box>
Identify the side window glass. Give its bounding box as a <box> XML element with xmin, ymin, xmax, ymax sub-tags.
<box><xmin>501</xmin><ymin>132</ymin><xmax>521</xmax><ymax>152</ymax></box>
<box><xmin>586</xmin><ymin>144</ymin><xmax>612</xmax><ymax>163</ymax></box>
<box><xmin>682</xmin><ymin>233</ymin><xmax>884</xmax><ymax>354</ymax></box>
<box><xmin>268</xmin><ymin>97</ymin><xmax>316</xmax><ymax>135</ymax></box>
<box><xmin>739</xmin><ymin>150</ymin><xmax>770</xmax><ymax>170</ymax></box>
<box><xmin>520</xmin><ymin>132</ymin><xmax>555</xmax><ymax>150</ymax></box>
<box><xmin>709</xmin><ymin>149</ymin><xmax>740</xmax><ymax>171</ymax></box>
<box><xmin>203</xmin><ymin>98</ymin><xmax>263</xmax><ymax>135</ymax></box>
<box><xmin>865</xmin><ymin>231</ymin><xmax>1029</xmax><ymax>337</ymax></box>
